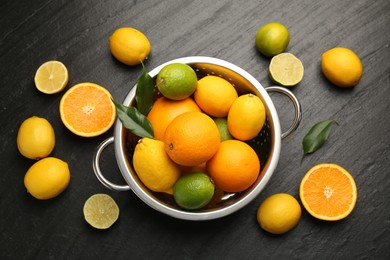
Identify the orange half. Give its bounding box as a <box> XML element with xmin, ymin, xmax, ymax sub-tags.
<box><xmin>59</xmin><ymin>82</ymin><xmax>116</xmax><ymax>137</ymax></box>
<box><xmin>299</xmin><ymin>163</ymin><xmax>357</xmax><ymax>221</ymax></box>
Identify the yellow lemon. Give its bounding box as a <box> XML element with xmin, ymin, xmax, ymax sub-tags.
<box><xmin>17</xmin><ymin>116</ymin><xmax>55</xmax><ymax>159</ymax></box>
<box><xmin>34</xmin><ymin>60</ymin><xmax>68</xmax><ymax>94</ymax></box>
<box><xmin>109</xmin><ymin>27</ymin><xmax>151</xmax><ymax>66</ymax></box>
<box><xmin>257</xmin><ymin>193</ymin><xmax>301</xmax><ymax>234</ymax></box>
<box><xmin>133</xmin><ymin>138</ymin><xmax>181</xmax><ymax>194</ymax></box>
<box><xmin>227</xmin><ymin>94</ymin><xmax>266</xmax><ymax>141</ymax></box>
<box><xmin>321</xmin><ymin>47</ymin><xmax>363</xmax><ymax>88</ymax></box>
<box><xmin>24</xmin><ymin>157</ymin><xmax>70</xmax><ymax>200</ymax></box>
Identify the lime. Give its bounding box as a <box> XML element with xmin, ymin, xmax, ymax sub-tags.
<box><xmin>257</xmin><ymin>193</ymin><xmax>301</xmax><ymax>234</ymax></box>
<box><xmin>213</xmin><ymin>118</ymin><xmax>233</xmax><ymax>142</ymax></box>
<box><xmin>173</xmin><ymin>172</ymin><xmax>215</xmax><ymax>210</ymax></box>
<box><xmin>156</xmin><ymin>63</ymin><xmax>198</xmax><ymax>100</ymax></box>
<box><xmin>255</xmin><ymin>22</ymin><xmax>290</xmax><ymax>57</ymax></box>
<box><xmin>83</xmin><ymin>194</ymin><xmax>119</xmax><ymax>229</ymax></box>
<box><xmin>269</xmin><ymin>53</ymin><xmax>304</xmax><ymax>87</ymax></box>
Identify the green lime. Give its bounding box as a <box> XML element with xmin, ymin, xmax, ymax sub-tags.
<box><xmin>173</xmin><ymin>172</ymin><xmax>215</xmax><ymax>210</ymax></box>
<box><xmin>83</xmin><ymin>194</ymin><xmax>120</xmax><ymax>229</ymax></box>
<box><xmin>156</xmin><ymin>63</ymin><xmax>198</xmax><ymax>100</ymax></box>
<box><xmin>269</xmin><ymin>53</ymin><xmax>304</xmax><ymax>87</ymax></box>
<box><xmin>213</xmin><ymin>118</ymin><xmax>233</xmax><ymax>141</ymax></box>
<box><xmin>255</xmin><ymin>22</ymin><xmax>290</xmax><ymax>57</ymax></box>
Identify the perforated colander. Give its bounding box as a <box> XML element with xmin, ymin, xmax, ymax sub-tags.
<box><xmin>93</xmin><ymin>56</ymin><xmax>301</xmax><ymax>221</ymax></box>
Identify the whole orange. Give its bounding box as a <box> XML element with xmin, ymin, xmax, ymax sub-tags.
<box><xmin>207</xmin><ymin>140</ymin><xmax>260</xmax><ymax>193</ymax></box>
<box><xmin>147</xmin><ymin>97</ymin><xmax>200</xmax><ymax>140</ymax></box>
<box><xmin>164</xmin><ymin>111</ymin><xmax>220</xmax><ymax>166</ymax></box>
<box><xmin>194</xmin><ymin>75</ymin><xmax>238</xmax><ymax>117</ymax></box>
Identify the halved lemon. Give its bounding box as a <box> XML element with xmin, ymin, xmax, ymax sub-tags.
<box><xmin>34</xmin><ymin>60</ymin><xmax>68</xmax><ymax>94</ymax></box>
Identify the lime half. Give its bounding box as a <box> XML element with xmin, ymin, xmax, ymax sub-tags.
<box><xmin>83</xmin><ymin>194</ymin><xmax>119</xmax><ymax>229</ymax></box>
<box><xmin>269</xmin><ymin>53</ymin><xmax>304</xmax><ymax>87</ymax></box>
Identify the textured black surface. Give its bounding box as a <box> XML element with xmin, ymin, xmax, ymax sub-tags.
<box><xmin>1</xmin><ymin>0</ymin><xmax>389</xmax><ymax>259</ymax></box>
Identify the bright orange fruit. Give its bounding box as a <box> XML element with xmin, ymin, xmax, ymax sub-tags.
<box><xmin>163</xmin><ymin>111</ymin><xmax>220</xmax><ymax>166</ymax></box>
<box><xmin>59</xmin><ymin>82</ymin><xmax>116</xmax><ymax>137</ymax></box>
<box><xmin>207</xmin><ymin>140</ymin><xmax>260</xmax><ymax>193</ymax></box>
<box><xmin>147</xmin><ymin>97</ymin><xmax>200</xmax><ymax>140</ymax></box>
<box><xmin>299</xmin><ymin>163</ymin><xmax>358</xmax><ymax>221</ymax></box>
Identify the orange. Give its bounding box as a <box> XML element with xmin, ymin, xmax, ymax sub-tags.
<box><xmin>207</xmin><ymin>140</ymin><xmax>260</xmax><ymax>193</ymax></box>
<box><xmin>194</xmin><ymin>75</ymin><xmax>238</xmax><ymax>117</ymax></box>
<box><xmin>164</xmin><ymin>111</ymin><xmax>220</xmax><ymax>166</ymax></box>
<box><xmin>299</xmin><ymin>163</ymin><xmax>358</xmax><ymax>221</ymax></box>
<box><xmin>321</xmin><ymin>47</ymin><xmax>363</xmax><ymax>88</ymax></box>
<box><xmin>59</xmin><ymin>82</ymin><xmax>116</xmax><ymax>137</ymax></box>
<box><xmin>147</xmin><ymin>97</ymin><xmax>200</xmax><ymax>140</ymax></box>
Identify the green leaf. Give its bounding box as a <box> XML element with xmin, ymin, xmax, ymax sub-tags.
<box><xmin>112</xmin><ymin>99</ymin><xmax>154</xmax><ymax>139</ymax></box>
<box><xmin>301</xmin><ymin>120</ymin><xmax>338</xmax><ymax>163</ymax></box>
<box><xmin>135</xmin><ymin>62</ymin><xmax>155</xmax><ymax>115</ymax></box>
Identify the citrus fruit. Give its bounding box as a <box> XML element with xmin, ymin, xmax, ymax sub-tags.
<box><xmin>83</xmin><ymin>194</ymin><xmax>119</xmax><ymax>229</ymax></box>
<box><xmin>299</xmin><ymin>163</ymin><xmax>357</xmax><ymax>221</ymax></box>
<box><xmin>34</xmin><ymin>60</ymin><xmax>68</xmax><ymax>94</ymax></box>
<box><xmin>255</xmin><ymin>22</ymin><xmax>290</xmax><ymax>57</ymax></box>
<box><xmin>147</xmin><ymin>97</ymin><xmax>200</xmax><ymax>140</ymax></box>
<box><xmin>257</xmin><ymin>193</ymin><xmax>301</xmax><ymax>234</ymax></box>
<box><xmin>156</xmin><ymin>63</ymin><xmax>198</xmax><ymax>100</ymax></box>
<box><xmin>194</xmin><ymin>75</ymin><xmax>238</xmax><ymax>117</ymax></box>
<box><xmin>207</xmin><ymin>140</ymin><xmax>260</xmax><ymax>193</ymax></box>
<box><xmin>109</xmin><ymin>27</ymin><xmax>151</xmax><ymax>66</ymax></box>
<box><xmin>269</xmin><ymin>53</ymin><xmax>304</xmax><ymax>87</ymax></box>
<box><xmin>164</xmin><ymin>111</ymin><xmax>220</xmax><ymax>166</ymax></box>
<box><xmin>59</xmin><ymin>82</ymin><xmax>116</xmax><ymax>137</ymax></box>
<box><xmin>133</xmin><ymin>138</ymin><xmax>181</xmax><ymax>194</ymax></box>
<box><xmin>321</xmin><ymin>47</ymin><xmax>363</xmax><ymax>88</ymax></box>
<box><xmin>173</xmin><ymin>172</ymin><xmax>215</xmax><ymax>210</ymax></box>
<box><xmin>227</xmin><ymin>94</ymin><xmax>266</xmax><ymax>141</ymax></box>
<box><xmin>17</xmin><ymin>116</ymin><xmax>55</xmax><ymax>159</ymax></box>
<box><xmin>213</xmin><ymin>118</ymin><xmax>233</xmax><ymax>142</ymax></box>
<box><xmin>24</xmin><ymin>157</ymin><xmax>70</xmax><ymax>200</ymax></box>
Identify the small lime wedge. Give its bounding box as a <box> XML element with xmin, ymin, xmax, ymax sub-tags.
<box><xmin>83</xmin><ymin>194</ymin><xmax>119</xmax><ymax>229</ymax></box>
<box><xmin>269</xmin><ymin>53</ymin><xmax>304</xmax><ymax>87</ymax></box>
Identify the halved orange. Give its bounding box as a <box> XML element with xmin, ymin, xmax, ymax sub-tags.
<box><xmin>59</xmin><ymin>82</ymin><xmax>116</xmax><ymax>137</ymax></box>
<box><xmin>299</xmin><ymin>163</ymin><xmax>357</xmax><ymax>221</ymax></box>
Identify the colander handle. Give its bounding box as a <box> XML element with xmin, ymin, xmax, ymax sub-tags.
<box><xmin>92</xmin><ymin>136</ymin><xmax>131</xmax><ymax>191</ymax></box>
<box><xmin>266</xmin><ymin>86</ymin><xmax>302</xmax><ymax>139</ymax></box>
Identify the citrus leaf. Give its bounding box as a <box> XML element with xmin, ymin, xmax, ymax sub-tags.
<box><xmin>301</xmin><ymin>120</ymin><xmax>338</xmax><ymax>163</ymax></box>
<box><xmin>112</xmin><ymin>100</ymin><xmax>154</xmax><ymax>138</ymax></box>
<box><xmin>135</xmin><ymin>62</ymin><xmax>155</xmax><ymax>115</ymax></box>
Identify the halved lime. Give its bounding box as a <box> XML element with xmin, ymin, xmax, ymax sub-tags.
<box><xmin>269</xmin><ymin>53</ymin><xmax>304</xmax><ymax>87</ymax></box>
<box><xmin>83</xmin><ymin>194</ymin><xmax>119</xmax><ymax>229</ymax></box>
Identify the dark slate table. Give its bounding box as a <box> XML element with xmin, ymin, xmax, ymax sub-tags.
<box><xmin>1</xmin><ymin>0</ymin><xmax>389</xmax><ymax>259</ymax></box>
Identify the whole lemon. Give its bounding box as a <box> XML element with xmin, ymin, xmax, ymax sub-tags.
<box><xmin>24</xmin><ymin>157</ymin><xmax>70</xmax><ymax>200</ymax></box>
<box><xmin>257</xmin><ymin>193</ymin><xmax>301</xmax><ymax>234</ymax></box>
<box><xmin>17</xmin><ymin>116</ymin><xmax>55</xmax><ymax>159</ymax></box>
<box><xmin>255</xmin><ymin>22</ymin><xmax>290</xmax><ymax>57</ymax></box>
<box><xmin>227</xmin><ymin>94</ymin><xmax>266</xmax><ymax>141</ymax></box>
<box><xmin>321</xmin><ymin>47</ymin><xmax>363</xmax><ymax>88</ymax></box>
<box><xmin>109</xmin><ymin>27</ymin><xmax>151</xmax><ymax>66</ymax></box>
<box><xmin>133</xmin><ymin>138</ymin><xmax>181</xmax><ymax>194</ymax></box>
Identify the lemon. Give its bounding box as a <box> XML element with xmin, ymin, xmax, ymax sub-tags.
<box><xmin>17</xmin><ymin>116</ymin><xmax>55</xmax><ymax>159</ymax></box>
<box><xmin>133</xmin><ymin>138</ymin><xmax>181</xmax><ymax>194</ymax></box>
<box><xmin>156</xmin><ymin>63</ymin><xmax>198</xmax><ymax>100</ymax></box>
<box><xmin>34</xmin><ymin>61</ymin><xmax>68</xmax><ymax>94</ymax></box>
<box><xmin>321</xmin><ymin>47</ymin><xmax>363</xmax><ymax>88</ymax></box>
<box><xmin>109</xmin><ymin>27</ymin><xmax>151</xmax><ymax>66</ymax></box>
<box><xmin>227</xmin><ymin>94</ymin><xmax>266</xmax><ymax>141</ymax></box>
<box><xmin>24</xmin><ymin>157</ymin><xmax>70</xmax><ymax>200</ymax></box>
<box><xmin>257</xmin><ymin>193</ymin><xmax>301</xmax><ymax>234</ymax></box>
<box><xmin>173</xmin><ymin>172</ymin><xmax>214</xmax><ymax>210</ymax></box>
<box><xmin>83</xmin><ymin>194</ymin><xmax>119</xmax><ymax>229</ymax></box>
<box><xmin>269</xmin><ymin>53</ymin><xmax>304</xmax><ymax>87</ymax></box>
<box><xmin>255</xmin><ymin>22</ymin><xmax>290</xmax><ymax>57</ymax></box>
<box><xmin>213</xmin><ymin>118</ymin><xmax>233</xmax><ymax>142</ymax></box>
